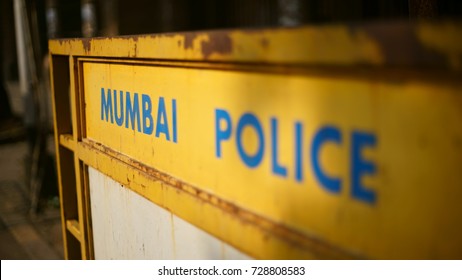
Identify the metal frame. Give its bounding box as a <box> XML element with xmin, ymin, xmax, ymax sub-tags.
<box><xmin>49</xmin><ymin>22</ymin><xmax>462</xmax><ymax>259</ymax></box>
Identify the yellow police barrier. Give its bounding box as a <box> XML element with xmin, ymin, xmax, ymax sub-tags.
<box><xmin>49</xmin><ymin>21</ymin><xmax>462</xmax><ymax>259</ymax></box>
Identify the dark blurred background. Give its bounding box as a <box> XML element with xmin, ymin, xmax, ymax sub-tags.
<box><xmin>3</xmin><ymin>1</ymin><xmax>462</xmax><ymax>68</ymax></box>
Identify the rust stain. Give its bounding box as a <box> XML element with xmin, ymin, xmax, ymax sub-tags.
<box><xmin>82</xmin><ymin>38</ymin><xmax>92</xmax><ymax>53</ymax></box>
<box><xmin>129</xmin><ymin>36</ymin><xmax>139</xmax><ymax>58</ymax></box>
<box><xmin>81</xmin><ymin>139</ymin><xmax>361</xmax><ymax>259</ymax></box>
<box><xmin>359</xmin><ymin>21</ymin><xmax>448</xmax><ymax>68</ymax></box>
<box><xmin>132</xmin><ymin>41</ymin><xmax>137</xmax><ymax>58</ymax></box>
<box><xmin>201</xmin><ymin>32</ymin><xmax>233</xmax><ymax>59</ymax></box>
<box><xmin>260</xmin><ymin>38</ymin><xmax>269</xmax><ymax>49</ymax></box>
<box><xmin>183</xmin><ymin>32</ymin><xmax>198</xmax><ymax>49</ymax></box>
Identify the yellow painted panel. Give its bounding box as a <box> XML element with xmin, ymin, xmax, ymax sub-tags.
<box><xmin>83</xmin><ymin>62</ymin><xmax>462</xmax><ymax>259</ymax></box>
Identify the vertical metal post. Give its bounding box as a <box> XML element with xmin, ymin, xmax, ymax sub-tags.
<box><xmin>13</xmin><ymin>0</ymin><xmax>29</xmax><ymax>98</ymax></box>
<box><xmin>81</xmin><ymin>0</ymin><xmax>97</xmax><ymax>37</ymax></box>
<box><xmin>278</xmin><ymin>0</ymin><xmax>303</xmax><ymax>26</ymax></box>
<box><xmin>45</xmin><ymin>0</ymin><xmax>60</xmax><ymax>39</ymax></box>
<box><xmin>100</xmin><ymin>0</ymin><xmax>118</xmax><ymax>36</ymax></box>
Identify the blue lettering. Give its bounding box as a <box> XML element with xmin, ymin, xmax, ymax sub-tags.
<box><xmin>100</xmin><ymin>88</ymin><xmax>178</xmax><ymax>143</ymax></box>
<box><xmin>211</xmin><ymin>109</ymin><xmax>378</xmax><ymax>204</ymax></box>
<box><xmin>125</xmin><ymin>92</ymin><xmax>141</xmax><ymax>132</ymax></box>
<box><xmin>311</xmin><ymin>126</ymin><xmax>342</xmax><ymax>193</ymax></box>
<box><xmin>295</xmin><ymin>121</ymin><xmax>303</xmax><ymax>182</ymax></box>
<box><xmin>101</xmin><ymin>88</ymin><xmax>114</xmax><ymax>123</ymax></box>
<box><xmin>215</xmin><ymin>109</ymin><xmax>232</xmax><ymax>158</ymax></box>
<box><xmin>141</xmin><ymin>94</ymin><xmax>153</xmax><ymax>134</ymax></box>
<box><xmin>236</xmin><ymin>113</ymin><xmax>264</xmax><ymax>168</ymax></box>
<box><xmin>351</xmin><ymin>131</ymin><xmax>377</xmax><ymax>204</ymax></box>
<box><xmin>114</xmin><ymin>90</ymin><xmax>124</xmax><ymax>126</ymax></box>
<box><xmin>271</xmin><ymin>118</ymin><xmax>287</xmax><ymax>177</ymax></box>
<box><xmin>155</xmin><ymin>97</ymin><xmax>170</xmax><ymax>140</ymax></box>
<box><xmin>172</xmin><ymin>99</ymin><xmax>177</xmax><ymax>143</ymax></box>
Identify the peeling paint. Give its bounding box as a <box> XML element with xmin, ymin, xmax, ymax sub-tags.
<box><xmin>201</xmin><ymin>32</ymin><xmax>233</xmax><ymax>58</ymax></box>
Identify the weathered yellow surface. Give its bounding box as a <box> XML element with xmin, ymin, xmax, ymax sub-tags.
<box><xmin>82</xmin><ymin>61</ymin><xmax>462</xmax><ymax>259</ymax></box>
<box><xmin>49</xmin><ymin>22</ymin><xmax>462</xmax><ymax>69</ymax></box>
<box><xmin>49</xmin><ymin>22</ymin><xmax>462</xmax><ymax>259</ymax></box>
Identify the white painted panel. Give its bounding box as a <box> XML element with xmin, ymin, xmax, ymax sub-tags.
<box><xmin>88</xmin><ymin>167</ymin><xmax>251</xmax><ymax>260</ymax></box>
<box><xmin>89</xmin><ymin>167</ymin><xmax>174</xmax><ymax>259</ymax></box>
<box><xmin>172</xmin><ymin>215</ymin><xmax>223</xmax><ymax>259</ymax></box>
<box><xmin>223</xmin><ymin>243</ymin><xmax>252</xmax><ymax>260</ymax></box>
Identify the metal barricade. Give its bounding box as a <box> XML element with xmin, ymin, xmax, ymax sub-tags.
<box><xmin>49</xmin><ymin>21</ymin><xmax>462</xmax><ymax>259</ymax></box>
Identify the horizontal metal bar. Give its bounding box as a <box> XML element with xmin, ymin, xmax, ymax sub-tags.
<box><xmin>59</xmin><ymin>134</ymin><xmax>75</xmax><ymax>151</ymax></box>
<box><xmin>75</xmin><ymin>139</ymin><xmax>358</xmax><ymax>260</ymax></box>
<box><xmin>49</xmin><ymin>22</ymin><xmax>462</xmax><ymax>71</ymax></box>
<box><xmin>66</xmin><ymin>219</ymin><xmax>82</xmax><ymax>242</ymax></box>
